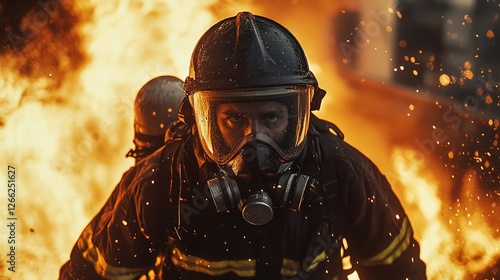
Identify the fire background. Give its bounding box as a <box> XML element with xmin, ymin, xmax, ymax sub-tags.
<box><xmin>0</xmin><ymin>0</ymin><xmax>499</xmax><ymax>279</ymax></box>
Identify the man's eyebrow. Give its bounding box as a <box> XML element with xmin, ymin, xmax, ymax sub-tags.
<box><xmin>219</xmin><ymin>108</ymin><xmax>240</xmax><ymax>115</ymax></box>
<box><xmin>268</xmin><ymin>107</ymin><xmax>286</xmax><ymax>114</ymax></box>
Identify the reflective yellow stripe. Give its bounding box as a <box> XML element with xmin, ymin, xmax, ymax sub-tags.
<box><xmin>359</xmin><ymin>217</ymin><xmax>412</xmax><ymax>266</ymax></box>
<box><xmin>171</xmin><ymin>247</ymin><xmax>256</xmax><ymax>277</ymax></box>
<box><xmin>77</xmin><ymin>225</ymin><xmax>152</xmax><ymax>280</ymax></box>
<box><xmin>307</xmin><ymin>250</ymin><xmax>326</xmax><ymax>271</ymax></box>
<box><xmin>281</xmin><ymin>258</ymin><xmax>300</xmax><ymax>276</ymax></box>
<box><xmin>282</xmin><ymin>251</ymin><xmax>327</xmax><ymax>276</ymax></box>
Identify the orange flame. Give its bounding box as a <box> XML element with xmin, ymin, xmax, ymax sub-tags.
<box><xmin>0</xmin><ymin>1</ymin><xmax>498</xmax><ymax>279</ymax></box>
<box><xmin>392</xmin><ymin>148</ymin><xmax>500</xmax><ymax>279</ymax></box>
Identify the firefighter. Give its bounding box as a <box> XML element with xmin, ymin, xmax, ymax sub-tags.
<box><xmin>126</xmin><ymin>75</ymin><xmax>185</xmax><ymax>163</ymax></box>
<box><xmin>59</xmin><ymin>12</ymin><xmax>427</xmax><ymax>279</ymax></box>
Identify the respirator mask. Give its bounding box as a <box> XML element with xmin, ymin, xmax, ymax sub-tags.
<box><xmin>190</xmin><ymin>85</ymin><xmax>316</xmax><ymax>225</ymax></box>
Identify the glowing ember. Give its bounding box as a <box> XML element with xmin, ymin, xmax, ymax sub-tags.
<box><xmin>440</xmin><ymin>74</ymin><xmax>451</xmax><ymax>86</ymax></box>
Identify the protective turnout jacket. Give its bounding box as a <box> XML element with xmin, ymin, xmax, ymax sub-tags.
<box><xmin>59</xmin><ymin>115</ymin><xmax>427</xmax><ymax>279</ymax></box>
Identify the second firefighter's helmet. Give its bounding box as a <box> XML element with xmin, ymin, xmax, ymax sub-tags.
<box><xmin>127</xmin><ymin>75</ymin><xmax>185</xmax><ymax>162</ymax></box>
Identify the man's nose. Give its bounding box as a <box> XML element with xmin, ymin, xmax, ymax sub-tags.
<box><xmin>246</xmin><ymin>119</ymin><xmax>267</xmax><ymax>135</ymax></box>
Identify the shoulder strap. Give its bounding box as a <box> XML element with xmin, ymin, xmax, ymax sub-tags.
<box><xmin>149</xmin><ymin>121</ymin><xmax>193</xmax><ymax>277</ymax></box>
<box><xmin>139</xmin><ymin>121</ymin><xmax>191</xmax><ymax>239</ymax></box>
<box><xmin>310</xmin><ymin>114</ymin><xmax>343</xmax><ymax>221</ymax></box>
<box><xmin>162</xmin><ymin>121</ymin><xmax>192</xmax><ymax>206</ymax></box>
<box><xmin>309</xmin><ymin>114</ymin><xmax>354</xmax><ymax>277</ymax></box>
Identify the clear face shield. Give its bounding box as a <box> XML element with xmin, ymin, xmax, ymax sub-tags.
<box><xmin>190</xmin><ymin>85</ymin><xmax>313</xmax><ymax>166</ymax></box>
<box><xmin>189</xmin><ymin>85</ymin><xmax>315</xmax><ymax>225</ymax></box>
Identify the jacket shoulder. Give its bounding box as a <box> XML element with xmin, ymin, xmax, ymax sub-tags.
<box><xmin>134</xmin><ymin>141</ymin><xmax>184</xmax><ymax>240</ymax></box>
<box><xmin>311</xmin><ymin>114</ymin><xmax>374</xmax><ymax>168</ymax></box>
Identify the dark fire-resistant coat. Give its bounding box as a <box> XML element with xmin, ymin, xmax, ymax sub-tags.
<box><xmin>59</xmin><ymin>115</ymin><xmax>427</xmax><ymax>280</ymax></box>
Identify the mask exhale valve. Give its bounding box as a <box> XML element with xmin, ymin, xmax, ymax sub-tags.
<box><xmin>241</xmin><ymin>192</ymin><xmax>273</xmax><ymax>225</ymax></box>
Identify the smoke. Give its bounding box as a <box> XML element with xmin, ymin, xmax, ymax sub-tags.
<box><xmin>0</xmin><ymin>0</ymin><xmax>91</xmax><ymax>125</ymax></box>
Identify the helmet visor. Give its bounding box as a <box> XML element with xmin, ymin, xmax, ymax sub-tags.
<box><xmin>190</xmin><ymin>85</ymin><xmax>313</xmax><ymax>165</ymax></box>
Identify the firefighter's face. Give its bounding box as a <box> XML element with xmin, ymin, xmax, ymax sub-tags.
<box><xmin>216</xmin><ymin>101</ymin><xmax>289</xmax><ymax>148</ymax></box>
<box><xmin>190</xmin><ymin>85</ymin><xmax>313</xmax><ymax>165</ymax></box>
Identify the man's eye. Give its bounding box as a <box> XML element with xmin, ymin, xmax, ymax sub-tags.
<box><xmin>228</xmin><ymin>115</ymin><xmax>245</xmax><ymax>124</ymax></box>
<box><xmin>266</xmin><ymin>113</ymin><xmax>280</xmax><ymax>122</ymax></box>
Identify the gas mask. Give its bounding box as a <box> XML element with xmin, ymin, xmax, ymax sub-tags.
<box><xmin>206</xmin><ymin>142</ymin><xmax>316</xmax><ymax>225</ymax></box>
<box><xmin>190</xmin><ymin>85</ymin><xmax>316</xmax><ymax>225</ymax></box>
